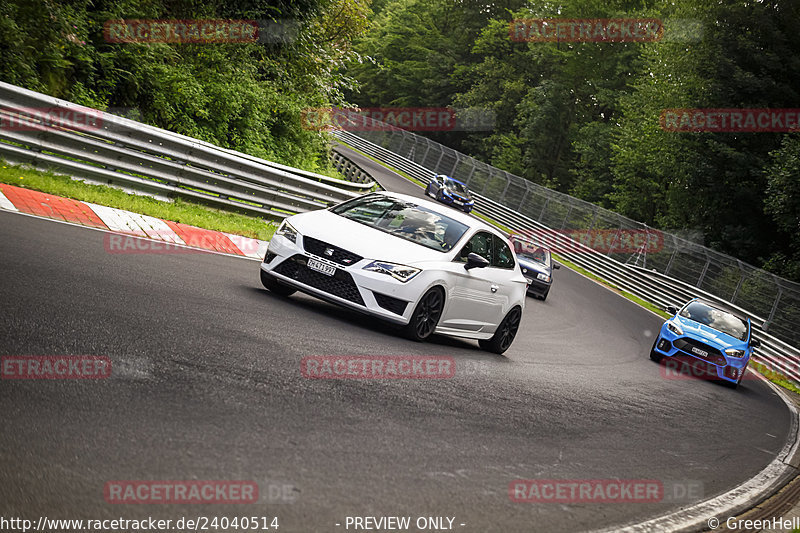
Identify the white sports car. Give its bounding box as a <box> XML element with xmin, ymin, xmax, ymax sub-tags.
<box><xmin>259</xmin><ymin>191</ymin><xmax>528</xmax><ymax>354</ymax></box>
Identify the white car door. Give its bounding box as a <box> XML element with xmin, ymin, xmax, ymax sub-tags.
<box><xmin>441</xmin><ymin>231</ymin><xmax>518</xmax><ymax>332</ymax></box>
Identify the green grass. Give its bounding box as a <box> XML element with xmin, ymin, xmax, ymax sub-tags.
<box><xmin>0</xmin><ymin>160</ymin><xmax>277</xmax><ymax>241</ymax></box>
<box><xmin>750</xmin><ymin>361</ymin><xmax>800</xmax><ymax>395</ymax></box>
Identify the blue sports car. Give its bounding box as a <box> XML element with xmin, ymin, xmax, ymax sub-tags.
<box><xmin>650</xmin><ymin>298</ymin><xmax>760</xmax><ymax>388</ymax></box>
<box><xmin>425</xmin><ymin>174</ymin><xmax>475</xmax><ymax>213</ymax></box>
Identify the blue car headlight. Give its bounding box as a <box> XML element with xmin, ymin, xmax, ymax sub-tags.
<box><xmin>725</xmin><ymin>348</ymin><xmax>746</xmax><ymax>358</ymax></box>
<box><xmin>276</xmin><ymin>220</ymin><xmax>298</xmax><ymax>243</ymax></box>
<box><xmin>363</xmin><ymin>260</ymin><xmax>421</xmax><ymax>282</ymax></box>
<box><xmin>666</xmin><ymin>320</ymin><xmax>684</xmax><ymax>336</ymax></box>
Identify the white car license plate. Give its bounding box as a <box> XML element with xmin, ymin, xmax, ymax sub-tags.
<box><xmin>307</xmin><ymin>257</ymin><xmax>336</xmax><ymax>276</ymax></box>
<box><xmin>454</xmin><ymin>200</ymin><xmax>463</xmax><ymax>206</ymax></box>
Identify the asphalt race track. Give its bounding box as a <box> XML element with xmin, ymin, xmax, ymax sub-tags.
<box><xmin>0</xmin><ymin>156</ymin><xmax>792</xmax><ymax>532</ymax></box>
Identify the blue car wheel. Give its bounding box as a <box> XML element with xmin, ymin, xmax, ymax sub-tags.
<box><xmin>649</xmin><ymin>338</ymin><xmax>662</xmax><ymax>362</ymax></box>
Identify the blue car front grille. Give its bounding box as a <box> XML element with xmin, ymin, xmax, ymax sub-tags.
<box><xmin>673</xmin><ymin>338</ymin><xmax>727</xmax><ymax>366</ymax></box>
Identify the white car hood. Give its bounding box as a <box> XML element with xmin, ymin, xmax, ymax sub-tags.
<box><xmin>288</xmin><ymin>209</ymin><xmax>453</xmax><ymax>264</ymax></box>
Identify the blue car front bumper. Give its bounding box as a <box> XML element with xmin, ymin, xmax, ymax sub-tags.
<box><xmin>653</xmin><ymin>323</ymin><xmax>750</xmax><ymax>384</ymax></box>
<box><xmin>440</xmin><ymin>193</ymin><xmax>473</xmax><ymax>210</ymax></box>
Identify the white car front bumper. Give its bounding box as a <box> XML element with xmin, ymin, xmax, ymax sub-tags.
<box><xmin>261</xmin><ymin>234</ymin><xmax>431</xmax><ymax>326</ymax></box>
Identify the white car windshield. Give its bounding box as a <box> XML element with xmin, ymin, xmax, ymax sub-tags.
<box><xmin>331</xmin><ymin>194</ymin><xmax>469</xmax><ymax>252</ymax></box>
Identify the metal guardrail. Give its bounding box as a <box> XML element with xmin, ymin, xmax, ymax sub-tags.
<box><xmin>335</xmin><ymin>129</ymin><xmax>800</xmax><ymax>384</ymax></box>
<box><xmin>0</xmin><ymin>82</ymin><xmax>375</xmax><ymax>220</ymax></box>
<box><xmin>330</xmin><ymin>148</ymin><xmax>377</xmax><ymax>185</ymax></box>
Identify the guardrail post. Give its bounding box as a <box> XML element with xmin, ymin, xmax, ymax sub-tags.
<box><xmin>633</xmin><ymin>227</ymin><xmax>652</xmax><ymax>269</ymax></box>
<box><xmin>516</xmin><ymin>190</ymin><xmax>528</xmax><ymax>211</ymax></box>
<box><xmin>421</xmin><ymin>140</ymin><xmax>431</xmax><ymax>165</ymax></box>
<box><xmin>664</xmin><ymin>248</ymin><xmax>678</xmax><ymax>276</ymax></box>
<box><xmin>538</xmin><ymin>198</ymin><xmax>550</xmax><ymax>222</ymax></box>
<box><xmin>731</xmin><ymin>262</ymin><xmax>746</xmax><ymax>304</ymax></box>
<box><xmin>768</xmin><ymin>287</ymin><xmax>783</xmax><ymax>325</ymax></box>
<box><xmin>434</xmin><ymin>149</ymin><xmax>445</xmax><ymax>173</ymax></box>
<box><xmin>397</xmin><ymin>132</ymin><xmax>410</xmax><ymax>159</ymax></box>
<box><xmin>499</xmin><ymin>172</ymin><xmax>512</xmax><ymax>204</ymax></box>
<box><xmin>606</xmin><ymin>226</ymin><xmax>622</xmax><ymax>256</ymax></box>
<box><xmin>465</xmin><ymin>162</ymin><xmax>477</xmax><ymax>186</ymax></box>
<box><xmin>696</xmin><ymin>257</ymin><xmax>711</xmax><ymax>288</ymax></box>
<box><xmin>560</xmin><ymin>205</ymin><xmax>573</xmax><ymax>230</ymax></box>
<box><xmin>516</xmin><ymin>182</ymin><xmax>530</xmax><ymax>211</ymax></box>
<box><xmin>449</xmin><ymin>152</ymin><xmax>460</xmax><ymax>177</ymax></box>
<box><xmin>481</xmin><ymin>167</ymin><xmax>494</xmax><ymax>195</ymax></box>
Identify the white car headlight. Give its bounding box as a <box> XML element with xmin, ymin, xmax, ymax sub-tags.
<box><xmin>276</xmin><ymin>220</ymin><xmax>298</xmax><ymax>243</ymax></box>
<box><xmin>363</xmin><ymin>260</ymin><xmax>421</xmax><ymax>283</ymax></box>
<box><xmin>725</xmin><ymin>348</ymin><xmax>746</xmax><ymax>358</ymax></box>
<box><xmin>536</xmin><ymin>273</ymin><xmax>550</xmax><ymax>282</ymax></box>
<box><xmin>667</xmin><ymin>320</ymin><xmax>684</xmax><ymax>336</ymax></box>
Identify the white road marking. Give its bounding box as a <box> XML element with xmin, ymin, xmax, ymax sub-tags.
<box><xmin>85</xmin><ymin>203</ymin><xmax>147</xmax><ymax>236</ymax></box>
<box><xmin>84</xmin><ymin>203</ymin><xmax>184</xmax><ymax>244</ymax></box>
<box><xmin>0</xmin><ymin>190</ymin><xmax>18</xmax><ymax>211</ymax></box>
<box><xmin>125</xmin><ymin>211</ymin><xmax>185</xmax><ymax>244</ymax></box>
<box><xmin>223</xmin><ymin>232</ymin><xmax>269</xmax><ymax>259</ymax></box>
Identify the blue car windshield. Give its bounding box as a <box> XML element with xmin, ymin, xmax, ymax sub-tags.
<box><xmin>331</xmin><ymin>194</ymin><xmax>469</xmax><ymax>252</ymax></box>
<box><xmin>445</xmin><ymin>179</ymin><xmax>468</xmax><ymax>194</ymax></box>
<box><xmin>679</xmin><ymin>301</ymin><xmax>748</xmax><ymax>341</ymax></box>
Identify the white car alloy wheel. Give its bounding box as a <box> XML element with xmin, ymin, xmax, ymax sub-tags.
<box><xmin>404</xmin><ymin>287</ymin><xmax>445</xmax><ymax>341</ymax></box>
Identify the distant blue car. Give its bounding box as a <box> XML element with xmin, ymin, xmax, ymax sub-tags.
<box><xmin>425</xmin><ymin>174</ymin><xmax>474</xmax><ymax>213</ymax></box>
<box><xmin>650</xmin><ymin>298</ymin><xmax>760</xmax><ymax>388</ymax></box>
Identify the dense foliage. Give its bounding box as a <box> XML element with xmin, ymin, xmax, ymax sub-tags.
<box><xmin>345</xmin><ymin>0</ymin><xmax>800</xmax><ymax>281</ymax></box>
<box><xmin>0</xmin><ymin>0</ymin><xmax>370</xmax><ymax>170</ymax></box>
